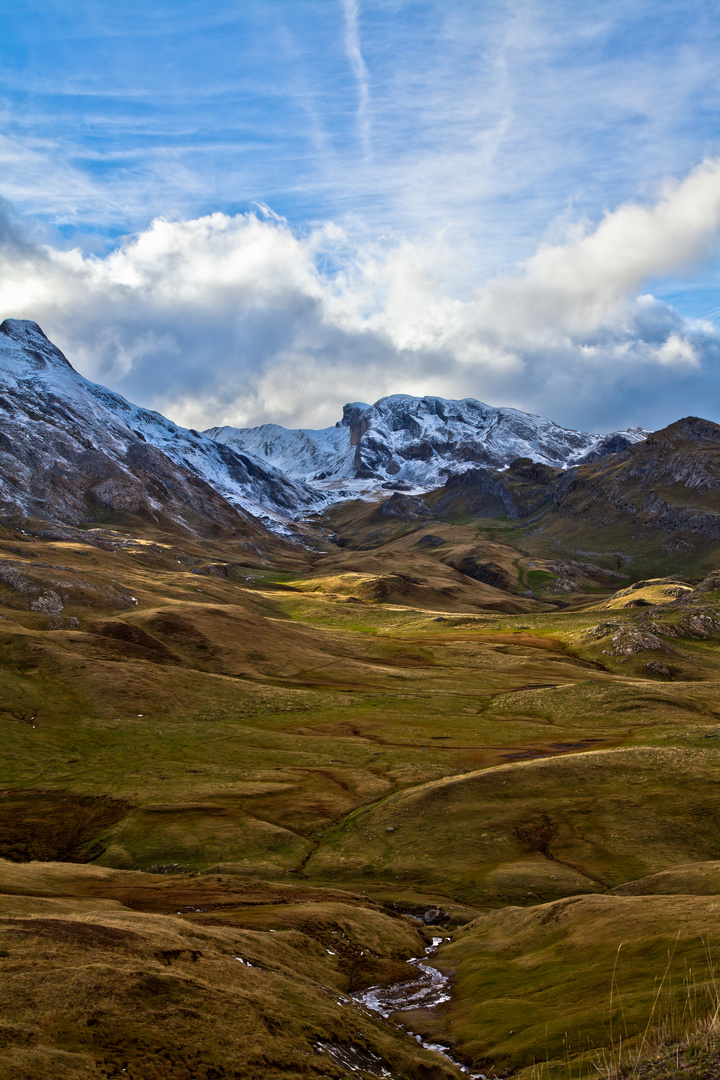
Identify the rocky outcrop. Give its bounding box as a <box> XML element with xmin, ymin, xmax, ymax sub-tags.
<box><xmin>446</xmin><ymin>557</ymin><xmax>512</xmax><ymax>591</ymax></box>
<box><xmin>341</xmin><ymin>402</ymin><xmax>371</xmax><ymax>446</ymax></box>
<box><xmin>695</xmin><ymin>570</ymin><xmax>720</xmax><ymax>593</ymax></box>
<box><xmin>607</xmin><ymin>625</ymin><xmax>666</xmax><ymax>655</ymax></box>
<box><xmin>583</xmin><ymin>575</ymin><xmax>720</xmax><ymax>671</ymax></box>
<box><xmin>430</xmin><ymin>461</ymin><xmax>559</xmax><ymax>520</ymax></box>
<box><xmin>373</xmin><ymin>493</ymin><xmax>433</xmax><ymax>522</ymax></box>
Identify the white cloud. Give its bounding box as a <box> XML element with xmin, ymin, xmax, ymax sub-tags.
<box><xmin>0</xmin><ymin>157</ymin><xmax>718</xmax><ymax>434</ymax></box>
<box><xmin>1</xmin><ymin>0</ymin><xmax>718</xmax><ymax>276</ymax></box>
<box><xmin>480</xmin><ymin>157</ymin><xmax>720</xmax><ymax>336</ymax></box>
<box><xmin>655</xmin><ymin>332</ymin><xmax>700</xmax><ymax>368</ymax></box>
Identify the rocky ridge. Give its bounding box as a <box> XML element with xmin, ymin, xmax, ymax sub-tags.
<box><xmin>553</xmin><ymin>416</ymin><xmax>720</xmax><ymax>538</ymax></box>
<box><xmin>424</xmin><ymin>417</ymin><xmax>720</xmax><ymax>557</ymax></box>
<box><xmin>207</xmin><ymin>394</ymin><xmax>646</xmax><ymax>495</ymax></box>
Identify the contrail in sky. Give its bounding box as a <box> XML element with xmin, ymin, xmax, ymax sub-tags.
<box><xmin>341</xmin><ymin>0</ymin><xmax>371</xmax><ymax>158</ymax></box>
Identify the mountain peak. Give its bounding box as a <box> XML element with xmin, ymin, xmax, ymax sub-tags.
<box><xmin>341</xmin><ymin>401</ymin><xmax>371</xmax><ymax>424</ymax></box>
<box><xmin>0</xmin><ymin>318</ymin><xmax>73</xmax><ymax>369</ymax></box>
<box><xmin>1</xmin><ymin>318</ymin><xmax>50</xmax><ymax>344</ymax></box>
<box><xmin>212</xmin><ymin>393</ymin><xmax>648</xmax><ymax>497</ymax></box>
<box><xmin>0</xmin><ymin>320</ymin><xmax>321</xmax><ymax>530</ymax></box>
<box><xmin>650</xmin><ymin>416</ymin><xmax>720</xmax><ymax>445</ymax></box>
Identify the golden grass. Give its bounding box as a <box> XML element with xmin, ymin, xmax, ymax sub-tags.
<box><xmin>595</xmin><ymin>581</ymin><xmax>693</xmax><ymax>611</ymax></box>
<box><xmin>0</xmin><ymin>876</ymin><xmax>460</xmax><ymax>1080</ymax></box>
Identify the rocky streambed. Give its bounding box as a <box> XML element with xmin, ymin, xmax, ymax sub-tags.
<box><xmin>353</xmin><ymin>936</ymin><xmax>485</xmax><ymax>1078</ymax></box>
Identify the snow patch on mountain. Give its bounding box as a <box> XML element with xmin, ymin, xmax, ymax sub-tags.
<box><xmin>208</xmin><ymin>422</ymin><xmax>357</xmax><ymax>484</ymax></box>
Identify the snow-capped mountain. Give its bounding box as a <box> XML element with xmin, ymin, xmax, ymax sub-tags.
<box><xmin>0</xmin><ymin>319</ymin><xmax>320</xmax><ymax>533</ymax></box>
<box><xmin>0</xmin><ymin>320</ymin><xmax>647</xmax><ymax>535</ymax></box>
<box><xmin>207</xmin><ymin>395</ymin><xmax>647</xmax><ymax>495</ymax></box>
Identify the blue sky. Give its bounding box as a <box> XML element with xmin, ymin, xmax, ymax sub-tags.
<box><xmin>0</xmin><ymin>1</ymin><xmax>718</xmax><ymax>431</ymax></box>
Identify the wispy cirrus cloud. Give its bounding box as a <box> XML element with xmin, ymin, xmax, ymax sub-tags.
<box><xmin>341</xmin><ymin>0</ymin><xmax>371</xmax><ymax>158</ymax></box>
<box><xmin>0</xmin><ymin>2</ymin><xmax>717</xmax><ymax>274</ymax></box>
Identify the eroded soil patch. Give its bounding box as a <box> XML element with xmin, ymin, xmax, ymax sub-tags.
<box><xmin>0</xmin><ymin>790</ymin><xmax>130</xmax><ymax>862</ymax></box>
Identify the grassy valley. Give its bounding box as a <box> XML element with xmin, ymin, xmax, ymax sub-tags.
<box><xmin>4</xmin><ymin>448</ymin><xmax>720</xmax><ymax>1079</ymax></box>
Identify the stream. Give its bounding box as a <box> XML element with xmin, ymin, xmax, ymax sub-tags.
<box><xmin>352</xmin><ymin>936</ymin><xmax>487</xmax><ymax>1078</ymax></box>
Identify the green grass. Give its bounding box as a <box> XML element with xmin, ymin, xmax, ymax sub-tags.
<box><xmin>301</xmin><ymin>745</ymin><xmax>720</xmax><ymax>903</ymax></box>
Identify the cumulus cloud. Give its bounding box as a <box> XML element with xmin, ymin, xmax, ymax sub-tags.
<box><xmin>478</xmin><ymin>157</ymin><xmax>720</xmax><ymax>336</ymax></box>
<box><xmin>0</xmin><ymin>158</ymin><xmax>719</xmax><ymax>434</ymax></box>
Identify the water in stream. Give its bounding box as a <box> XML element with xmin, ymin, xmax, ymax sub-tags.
<box><xmin>353</xmin><ymin>936</ymin><xmax>487</xmax><ymax>1078</ymax></box>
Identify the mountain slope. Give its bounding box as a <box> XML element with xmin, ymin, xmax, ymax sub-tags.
<box><xmin>207</xmin><ymin>394</ymin><xmax>646</xmax><ymax>494</ymax></box>
<box><xmin>553</xmin><ymin>415</ymin><xmax>720</xmax><ymax>532</ymax></box>
<box><xmin>0</xmin><ymin>320</ymin><xmax>320</xmax><ymax>535</ymax></box>
<box><xmin>421</xmin><ymin>415</ymin><xmax>720</xmax><ymax>581</ymax></box>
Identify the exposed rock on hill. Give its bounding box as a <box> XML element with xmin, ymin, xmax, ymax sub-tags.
<box><xmin>580</xmin><ymin>572</ymin><xmax>720</xmax><ymax>676</ymax></box>
<box><xmin>372</xmin><ymin>492</ymin><xmax>433</xmax><ymax>522</ymax></box>
<box><xmin>443</xmin><ymin>556</ymin><xmax>513</xmax><ymax>592</ymax></box>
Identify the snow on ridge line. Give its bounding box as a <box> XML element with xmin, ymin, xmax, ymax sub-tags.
<box><xmin>206</xmin><ymin>394</ymin><xmax>648</xmax><ymax>497</ymax></box>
